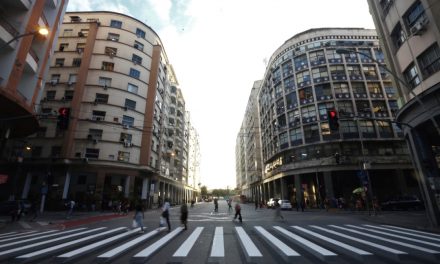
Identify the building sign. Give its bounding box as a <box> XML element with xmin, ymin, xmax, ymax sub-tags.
<box><xmin>264</xmin><ymin>157</ymin><xmax>283</xmax><ymax>173</ymax></box>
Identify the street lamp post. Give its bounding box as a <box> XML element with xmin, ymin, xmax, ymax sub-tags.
<box><xmin>0</xmin><ymin>27</ymin><xmax>49</xmax><ymax>51</ymax></box>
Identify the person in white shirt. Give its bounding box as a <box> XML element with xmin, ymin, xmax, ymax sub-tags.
<box><xmin>162</xmin><ymin>198</ymin><xmax>171</xmax><ymax>231</ymax></box>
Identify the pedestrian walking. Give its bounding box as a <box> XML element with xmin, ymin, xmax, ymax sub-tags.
<box><xmin>180</xmin><ymin>201</ymin><xmax>188</xmax><ymax>230</ymax></box>
<box><xmin>65</xmin><ymin>199</ymin><xmax>75</xmax><ymax>219</ymax></box>
<box><xmin>227</xmin><ymin>199</ymin><xmax>232</xmax><ymax>212</ymax></box>
<box><xmin>133</xmin><ymin>204</ymin><xmax>145</xmax><ymax>232</ymax></box>
<box><xmin>162</xmin><ymin>198</ymin><xmax>171</xmax><ymax>231</ymax></box>
<box><xmin>274</xmin><ymin>203</ymin><xmax>284</xmax><ymax>221</ymax></box>
<box><xmin>214</xmin><ymin>198</ymin><xmax>218</xmax><ymax>212</ymax></box>
<box><xmin>233</xmin><ymin>202</ymin><xmax>242</xmax><ymax>223</ymax></box>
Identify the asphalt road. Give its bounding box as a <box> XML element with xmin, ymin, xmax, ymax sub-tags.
<box><xmin>0</xmin><ymin>200</ymin><xmax>439</xmax><ymax>264</ymax></box>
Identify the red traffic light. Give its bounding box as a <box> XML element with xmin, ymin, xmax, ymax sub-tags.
<box><xmin>58</xmin><ymin>107</ymin><xmax>69</xmax><ymax>116</ymax></box>
<box><xmin>329</xmin><ymin>110</ymin><xmax>337</xmax><ymax>118</ymax></box>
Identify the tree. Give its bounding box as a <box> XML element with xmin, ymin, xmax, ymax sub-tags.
<box><xmin>200</xmin><ymin>185</ymin><xmax>208</xmax><ymax>197</ymax></box>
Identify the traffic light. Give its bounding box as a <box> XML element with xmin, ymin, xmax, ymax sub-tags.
<box><xmin>57</xmin><ymin>107</ymin><xmax>70</xmax><ymax>130</ymax></box>
<box><xmin>327</xmin><ymin>109</ymin><xmax>339</xmax><ymax>131</ymax></box>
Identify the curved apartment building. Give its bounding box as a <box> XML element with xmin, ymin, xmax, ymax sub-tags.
<box><xmin>248</xmin><ymin>28</ymin><xmax>416</xmax><ymax>207</ymax></box>
<box><xmin>367</xmin><ymin>0</ymin><xmax>440</xmax><ymax>225</ymax></box>
<box><xmin>1</xmin><ymin>11</ymin><xmax>200</xmax><ymax>209</ymax></box>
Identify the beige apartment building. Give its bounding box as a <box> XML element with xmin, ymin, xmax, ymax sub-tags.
<box><xmin>0</xmin><ymin>0</ymin><xmax>69</xmax><ymax>201</ymax></box>
<box><xmin>1</xmin><ymin>11</ymin><xmax>200</xmax><ymax>209</ymax></box>
<box><xmin>367</xmin><ymin>0</ymin><xmax>440</xmax><ymax>226</ymax></box>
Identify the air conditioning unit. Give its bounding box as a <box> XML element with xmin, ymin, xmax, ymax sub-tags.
<box><xmin>77</xmin><ymin>48</ymin><xmax>83</xmax><ymax>54</ymax></box>
<box><xmin>92</xmin><ymin>116</ymin><xmax>103</xmax><ymax>121</ymax></box>
<box><xmin>124</xmin><ymin>141</ymin><xmax>132</xmax><ymax>147</ymax></box>
<box><xmin>68</xmin><ymin>81</ymin><xmax>73</xmax><ymax>86</ymax></box>
<box><xmin>87</xmin><ymin>134</ymin><xmax>93</xmax><ymax>140</ymax></box>
<box><xmin>50</xmin><ymin>80</ymin><xmax>58</xmax><ymax>86</ymax></box>
<box><xmin>123</xmin><ymin>106</ymin><xmax>128</xmax><ymax>111</ymax></box>
<box><xmin>123</xmin><ymin>124</ymin><xmax>130</xmax><ymax>129</ymax></box>
<box><xmin>103</xmin><ymin>84</ymin><xmax>108</xmax><ymax>90</ymax></box>
<box><xmin>93</xmin><ymin>139</ymin><xmax>99</xmax><ymax>144</ymax></box>
<box><xmin>410</xmin><ymin>18</ymin><xmax>429</xmax><ymax>36</ymax></box>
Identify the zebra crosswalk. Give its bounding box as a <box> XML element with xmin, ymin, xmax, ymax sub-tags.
<box><xmin>0</xmin><ymin>224</ymin><xmax>438</xmax><ymax>263</ymax></box>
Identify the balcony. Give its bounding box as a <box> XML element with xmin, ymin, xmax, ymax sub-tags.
<box><xmin>24</xmin><ymin>48</ymin><xmax>39</xmax><ymax>73</ymax></box>
<box><xmin>0</xmin><ymin>16</ymin><xmax>18</xmax><ymax>49</ymax></box>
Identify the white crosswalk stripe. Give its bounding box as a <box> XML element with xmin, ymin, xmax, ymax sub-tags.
<box><xmin>0</xmin><ymin>223</ymin><xmax>438</xmax><ymax>263</ymax></box>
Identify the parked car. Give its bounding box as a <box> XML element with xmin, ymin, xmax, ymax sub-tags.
<box><xmin>279</xmin><ymin>200</ymin><xmax>292</xmax><ymax>210</ymax></box>
<box><xmin>267</xmin><ymin>198</ymin><xmax>280</xmax><ymax>208</ymax></box>
<box><xmin>381</xmin><ymin>195</ymin><xmax>424</xmax><ymax>211</ymax></box>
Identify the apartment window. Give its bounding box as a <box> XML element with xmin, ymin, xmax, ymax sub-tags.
<box><xmin>99</xmin><ymin>77</ymin><xmax>112</xmax><ymax>87</ymax></box>
<box><xmin>85</xmin><ymin>148</ymin><xmax>99</xmax><ymax>158</ymax></box>
<box><xmin>92</xmin><ymin>110</ymin><xmax>106</xmax><ymax>121</ymax></box>
<box><xmin>129</xmin><ymin>68</ymin><xmax>140</xmax><ymax>79</ymax></box>
<box><xmin>68</xmin><ymin>74</ymin><xmax>77</xmax><ymax>84</ymax></box>
<box><xmin>321</xmin><ymin>123</ymin><xmax>330</xmax><ymax>135</ymax></box>
<box><xmin>110</xmin><ymin>20</ymin><xmax>122</xmax><ymax>28</ymax></box>
<box><xmin>347</xmin><ymin>65</ymin><xmax>361</xmax><ymax>77</ymax></box>
<box><xmin>287</xmin><ymin>110</ymin><xmax>300</xmax><ymax>126</ymax></box>
<box><xmin>132</xmin><ymin>54</ymin><xmax>142</xmax><ymax>65</ymax></box>
<box><xmin>294</xmin><ymin>54</ymin><xmax>308</xmax><ymax>69</ymax></box>
<box><xmin>285</xmin><ymin>92</ymin><xmax>298</xmax><ymax>109</ymax></box>
<box><xmin>363</xmin><ymin>66</ymin><xmax>378</xmax><ymax>79</ymax></box>
<box><xmin>356</xmin><ymin>101</ymin><xmax>371</xmax><ymax>113</ymax></box>
<box><xmin>296</xmin><ymin>70</ymin><xmax>310</xmax><ymax>84</ymax></box>
<box><xmin>127</xmin><ymin>83</ymin><xmax>139</xmax><ymax>94</ymax></box>
<box><xmin>122</xmin><ymin>115</ymin><xmax>135</xmax><ymax>126</ymax></box>
<box><xmin>76</xmin><ymin>43</ymin><xmax>85</xmax><ymax>53</ymax></box>
<box><xmin>314</xmin><ymin>83</ymin><xmax>332</xmax><ymax>98</ymax></box>
<box><xmin>309</xmin><ymin>50</ymin><xmax>326</xmax><ymax>63</ymax></box>
<box><xmin>404</xmin><ymin>63</ymin><xmax>421</xmax><ymax>88</ymax></box>
<box><xmin>374</xmin><ymin>49</ymin><xmax>385</xmax><ymax>61</ymax></box>
<box><xmin>330</xmin><ymin>65</ymin><xmax>345</xmax><ymax>77</ymax></box>
<box><xmin>107</xmin><ymin>33</ymin><xmax>120</xmax><ymax>41</ymax></box>
<box><xmin>118</xmin><ymin>151</ymin><xmax>130</xmax><ymax>162</ymax></box>
<box><xmin>311</xmin><ymin>66</ymin><xmax>328</xmax><ymax>79</ymax></box>
<box><xmin>367</xmin><ymin>83</ymin><xmax>382</xmax><ymax>95</ymax></box>
<box><xmin>318</xmin><ymin>102</ymin><xmax>334</xmax><ymax>117</ymax></box>
<box><xmin>64</xmin><ymin>90</ymin><xmax>74</xmax><ymax>101</ymax></box>
<box><xmin>304</xmin><ymin>124</ymin><xmax>320</xmax><ymax>143</ymax></box>
<box><xmin>72</xmin><ymin>58</ymin><xmax>81</xmax><ymax>67</ymax></box>
<box><xmin>124</xmin><ymin>99</ymin><xmax>136</xmax><ymax>110</ymax></box>
<box><xmin>405</xmin><ymin>1</ymin><xmax>425</xmax><ymax>27</ymax></box>
<box><xmin>333</xmin><ymin>82</ymin><xmax>349</xmax><ymax>94</ymax></box>
<box><xmin>59</xmin><ymin>43</ymin><xmax>68</xmax><ymax>51</ymax></box>
<box><xmin>289</xmin><ymin>127</ymin><xmax>302</xmax><ymax>145</ymax></box>
<box><xmin>79</xmin><ymin>28</ymin><xmax>89</xmax><ymax>37</ymax></box>
<box><xmin>102</xmin><ymin>62</ymin><xmax>114</xmax><ymax>71</ymax></box>
<box><xmin>417</xmin><ymin>43</ymin><xmax>440</xmax><ymax>78</ymax></box>
<box><xmin>63</xmin><ymin>29</ymin><xmax>73</xmax><ymax>36</ymax></box>
<box><xmin>136</xmin><ymin>28</ymin><xmax>146</xmax><ymax>38</ymax></box>
<box><xmin>55</xmin><ymin>58</ymin><xmax>64</xmax><ymax>67</ymax></box>
<box><xmin>46</xmin><ymin>91</ymin><xmax>56</xmax><ymax>100</ymax></box>
<box><xmin>352</xmin><ymin>82</ymin><xmax>366</xmax><ymax>94</ymax></box>
<box><xmin>51</xmin><ymin>74</ymin><xmax>60</xmax><ymax>83</ymax></box>
<box><xmin>282</xmin><ymin>62</ymin><xmax>293</xmax><ymax>77</ymax></box>
<box><xmin>134</xmin><ymin>41</ymin><xmax>144</xmax><ymax>51</ymax></box>
<box><xmin>340</xmin><ymin>120</ymin><xmax>358</xmax><ymax>134</ymax></box>
<box><xmin>274</xmin><ymin>84</ymin><xmax>283</xmax><ymax>98</ymax></box>
<box><xmin>88</xmin><ymin>129</ymin><xmax>103</xmax><ymax>140</ymax></box>
<box><xmin>337</xmin><ymin>101</ymin><xmax>354</xmax><ymax>116</ymax></box>
<box><xmin>359</xmin><ymin>120</ymin><xmax>375</xmax><ymax>137</ymax></box>
<box><xmin>379</xmin><ymin>0</ymin><xmax>393</xmax><ymax>15</ymax></box>
<box><xmin>284</xmin><ymin>76</ymin><xmax>295</xmax><ymax>91</ymax></box>
<box><xmin>391</xmin><ymin>23</ymin><xmax>406</xmax><ymax>49</ymax></box>
<box><xmin>95</xmin><ymin>93</ymin><xmax>109</xmax><ymax>103</ymax></box>
<box><xmin>358</xmin><ymin>49</ymin><xmax>372</xmax><ymax>61</ymax></box>
<box><xmin>326</xmin><ymin>49</ymin><xmax>342</xmax><ymax>61</ymax></box>
<box><xmin>372</xmin><ymin>101</ymin><xmax>387</xmax><ymax>115</ymax></box>
<box><xmin>120</xmin><ymin>133</ymin><xmax>132</xmax><ymax>143</ymax></box>
<box><xmin>301</xmin><ymin>105</ymin><xmax>316</xmax><ymax>119</ymax></box>
<box><xmin>105</xmin><ymin>47</ymin><xmax>117</xmax><ymax>57</ymax></box>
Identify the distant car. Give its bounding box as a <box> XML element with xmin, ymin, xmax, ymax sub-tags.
<box><xmin>279</xmin><ymin>200</ymin><xmax>292</xmax><ymax>210</ymax></box>
<box><xmin>267</xmin><ymin>198</ymin><xmax>280</xmax><ymax>208</ymax></box>
<box><xmin>381</xmin><ymin>196</ymin><xmax>424</xmax><ymax>211</ymax></box>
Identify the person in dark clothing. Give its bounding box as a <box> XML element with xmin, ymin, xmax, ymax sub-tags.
<box><xmin>162</xmin><ymin>198</ymin><xmax>171</xmax><ymax>231</ymax></box>
<box><xmin>214</xmin><ymin>198</ymin><xmax>218</xmax><ymax>212</ymax></box>
<box><xmin>233</xmin><ymin>203</ymin><xmax>242</xmax><ymax>223</ymax></box>
<box><xmin>180</xmin><ymin>201</ymin><xmax>188</xmax><ymax>230</ymax></box>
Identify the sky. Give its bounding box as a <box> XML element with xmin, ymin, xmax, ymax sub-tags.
<box><xmin>66</xmin><ymin>0</ymin><xmax>376</xmax><ymax>189</ymax></box>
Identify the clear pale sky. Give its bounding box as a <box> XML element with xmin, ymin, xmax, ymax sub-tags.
<box><xmin>67</xmin><ymin>0</ymin><xmax>376</xmax><ymax>189</ymax></box>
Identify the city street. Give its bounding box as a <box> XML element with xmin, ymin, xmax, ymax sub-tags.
<box><xmin>0</xmin><ymin>200</ymin><xmax>439</xmax><ymax>263</ymax></box>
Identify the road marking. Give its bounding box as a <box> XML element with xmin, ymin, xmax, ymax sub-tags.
<box><xmin>311</xmin><ymin>225</ymin><xmax>407</xmax><ymax>262</ymax></box>
<box><xmin>364</xmin><ymin>224</ymin><xmax>440</xmax><ymax>242</ymax></box>
<box><xmin>96</xmin><ymin>227</ymin><xmax>166</xmax><ymax>261</ymax></box>
<box><xmin>330</xmin><ymin>225</ymin><xmax>440</xmax><ymax>254</ymax></box>
<box><xmin>0</xmin><ymin>228</ymin><xmax>84</xmax><ymax>249</ymax></box>
<box><xmin>133</xmin><ymin>227</ymin><xmax>184</xmax><ymax>260</ymax></box>
<box><xmin>0</xmin><ymin>227</ymin><xmax>106</xmax><ymax>258</ymax></box>
<box><xmin>56</xmin><ymin>228</ymin><xmax>140</xmax><ymax>261</ymax></box>
<box><xmin>0</xmin><ymin>231</ymin><xmax>42</xmax><ymax>243</ymax></box>
<box><xmin>18</xmin><ymin>221</ymin><xmax>31</xmax><ymax>229</ymax></box>
<box><xmin>254</xmin><ymin>226</ymin><xmax>300</xmax><ymax>257</ymax></box>
<box><xmin>346</xmin><ymin>224</ymin><xmax>440</xmax><ymax>248</ymax></box>
<box><xmin>0</xmin><ymin>232</ymin><xmax>19</xmax><ymax>238</ymax></box>
<box><xmin>293</xmin><ymin>226</ymin><xmax>372</xmax><ymax>255</ymax></box>
<box><xmin>274</xmin><ymin>226</ymin><xmax>336</xmax><ymax>261</ymax></box>
<box><xmin>15</xmin><ymin>227</ymin><xmax>127</xmax><ymax>260</ymax></box>
<box><xmin>382</xmin><ymin>225</ymin><xmax>440</xmax><ymax>238</ymax></box>
<box><xmin>210</xmin><ymin>227</ymin><xmax>224</xmax><ymax>257</ymax></box>
<box><xmin>173</xmin><ymin>227</ymin><xmax>204</xmax><ymax>257</ymax></box>
<box><xmin>235</xmin><ymin>226</ymin><xmax>263</xmax><ymax>258</ymax></box>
